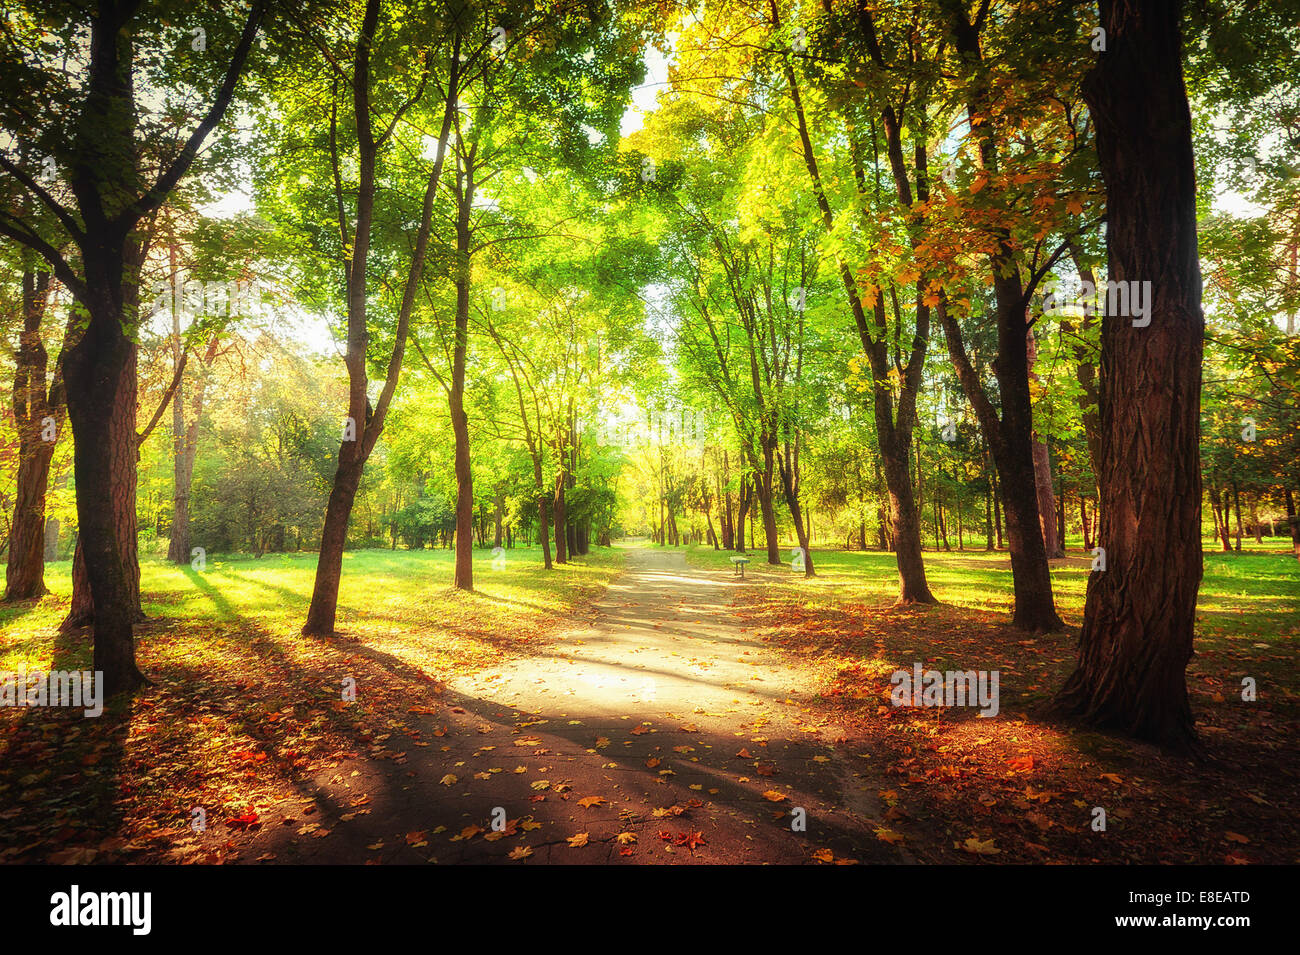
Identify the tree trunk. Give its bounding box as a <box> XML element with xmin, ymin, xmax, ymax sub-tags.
<box><xmin>935</xmin><ymin>293</ymin><xmax>1063</xmax><ymax>632</ymax></box>
<box><xmin>303</xmin><ymin>0</ymin><xmax>456</xmax><ymax>626</ymax></box>
<box><xmin>1056</xmin><ymin>483</ymin><xmax>1067</xmax><ymax>553</ymax></box>
<box><xmin>167</xmin><ymin>325</ymin><xmax>218</xmax><ymax>565</ymax></box>
<box><xmin>757</xmin><ymin>446</ymin><xmax>780</xmax><ymax>564</ymax></box>
<box><xmin>1054</xmin><ymin>0</ymin><xmax>1203</xmax><ymax>749</ymax></box>
<box><xmin>62</xmin><ymin>281</ymin><xmax>145</xmax><ymax>695</ymax></box>
<box><xmin>62</xmin><ymin>342</ymin><xmax>144</xmax><ymax>630</ymax></box>
<box><xmin>1213</xmin><ymin>485</ymin><xmax>1232</xmax><ymax>552</ymax></box>
<box><xmin>302</xmin><ymin>457</ymin><xmax>365</xmax><ymax>634</ymax></box>
<box><xmin>735</xmin><ymin>477</ymin><xmax>750</xmax><ymax>552</ymax></box>
<box><xmin>879</xmin><ymin>424</ymin><xmax>935</xmax><ymax>601</ymax></box>
<box><xmin>777</xmin><ymin>451</ymin><xmax>814</xmax><ymax>578</ymax></box>
<box><xmin>1231</xmin><ymin>480</ymin><xmax>1243</xmax><ymax>552</ymax></box>
<box><xmin>993</xmin><ymin>465</ymin><xmax>1004</xmax><ymax>549</ymax></box>
<box><xmin>1284</xmin><ymin>487</ymin><xmax>1300</xmax><ymax>560</ymax></box>
<box><xmin>4</xmin><ymin>267</ymin><xmax>63</xmax><ymax>602</ymax></box>
<box><xmin>538</xmin><ymin>491</ymin><xmax>553</xmax><ymax>569</ymax></box>
<box><xmin>984</xmin><ymin>449</ymin><xmax>995</xmax><ymax>550</ymax></box>
<box><xmin>553</xmin><ymin>471</ymin><xmax>568</xmax><ymax>563</ymax></box>
<box><xmin>450</xmin><ymin>268</ymin><xmax>474</xmax><ymax>591</ymax></box>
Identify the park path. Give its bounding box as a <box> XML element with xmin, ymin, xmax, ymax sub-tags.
<box><xmin>257</xmin><ymin>548</ymin><xmax>905</xmax><ymax>864</ymax></box>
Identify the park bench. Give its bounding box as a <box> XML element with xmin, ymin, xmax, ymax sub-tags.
<box><xmin>730</xmin><ymin>555</ymin><xmax>750</xmax><ymax>577</ymax></box>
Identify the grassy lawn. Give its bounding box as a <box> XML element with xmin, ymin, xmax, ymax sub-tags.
<box><xmin>683</xmin><ymin>539</ymin><xmax>1300</xmax><ymax>643</ymax></box>
<box><xmin>0</xmin><ymin>545</ymin><xmax>623</xmax><ymax>863</ymax></box>
<box><xmin>1</xmin><ymin>546</ymin><xmax>624</xmax><ymax>677</ymax></box>
<box><xmin>681</xmin><ymin>540</ymin><xmax>1300</xmax><ymax>863</ymax></box>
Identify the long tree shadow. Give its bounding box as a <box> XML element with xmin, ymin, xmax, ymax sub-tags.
<box><xmin>0</xmin><ymin>621</ymin><xmax>134</xmax><ymax>862</ymax></box>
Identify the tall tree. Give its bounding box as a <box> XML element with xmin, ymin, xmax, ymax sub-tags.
<box><xmin>4</xmin><ymin>255</ymin><xmax>64</xmax><ymax>600</ymax></box>
<box><xmin>1053</xmin><ymin>0</ymin><xmax>1204</xmax><ymax>748</ymax></box>
<box><xmin>0</xmin><ymin>0</ymin><xmax>270</xmax><ymax>695</ymax></box>
<box><xmin>293</xmin><ymin>0</ymin><xmax>460</xmax><ymax>632</ymax></box>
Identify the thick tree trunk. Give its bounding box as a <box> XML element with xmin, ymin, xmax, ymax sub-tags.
<box><xmin>62</xmin><ymin>343</ymin><xmax>144</xmax><ymax>630</ymax></box>
<box><xmin>1054</xmin><ymin>0</ymin><xmax>1203</xmax><ymax>749</ymax></box>
<box><xmin>62</xmin><ymin>282</ymin><xmax>145</xmax><ymax>696</ymax></box>
<box><xmin>879</xmin><ymin>423</ymin><xmax>936</xmax><ymax>601</ymax></box>
<box><xmin>302</xmin><ymin>458</ymin><xmax>365</xmax><ymax>635</ymax></box>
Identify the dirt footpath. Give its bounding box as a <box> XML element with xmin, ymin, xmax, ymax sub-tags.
<box><xmin>238</xmin><ymin>547</ymin><xmax>904</xmax><ymax>864</ymax></box>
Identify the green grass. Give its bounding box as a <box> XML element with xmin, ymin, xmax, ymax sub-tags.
<box><xmin>0</xmin><ymin>545</ymin><xmax>626</xmax><ymax>678</ymax></box>
<box><xmin>681</xmin><ymin>541</ymin><xmax>1300</xmax><ymax>647</ymax></box>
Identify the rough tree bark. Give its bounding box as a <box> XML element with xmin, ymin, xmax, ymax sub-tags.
<box><xmin>4</xmin><ymin>265</ymin><xmax>64</xmax><ymax>601</ymax></box>
<box><xmin>1053</xmin><ymin>0</ymin><xmax>1204</xmax><ymax>749</ymax></box>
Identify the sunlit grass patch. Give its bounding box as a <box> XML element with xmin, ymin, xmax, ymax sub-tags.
<box><xmin>0</xmin><ymin>545</ymin><xmax>624</xmax><ymax>862</ymax></box>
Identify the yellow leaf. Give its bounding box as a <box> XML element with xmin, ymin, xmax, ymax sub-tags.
<box><xmin>960</xmin><ymin>836</ymin><xmax>1000</xmax><ymax>856</ymax></box>
<box><xmin>566</xmin><ymin>833</ymin><xmax>589</xmax><ymax>848</ymax></box>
